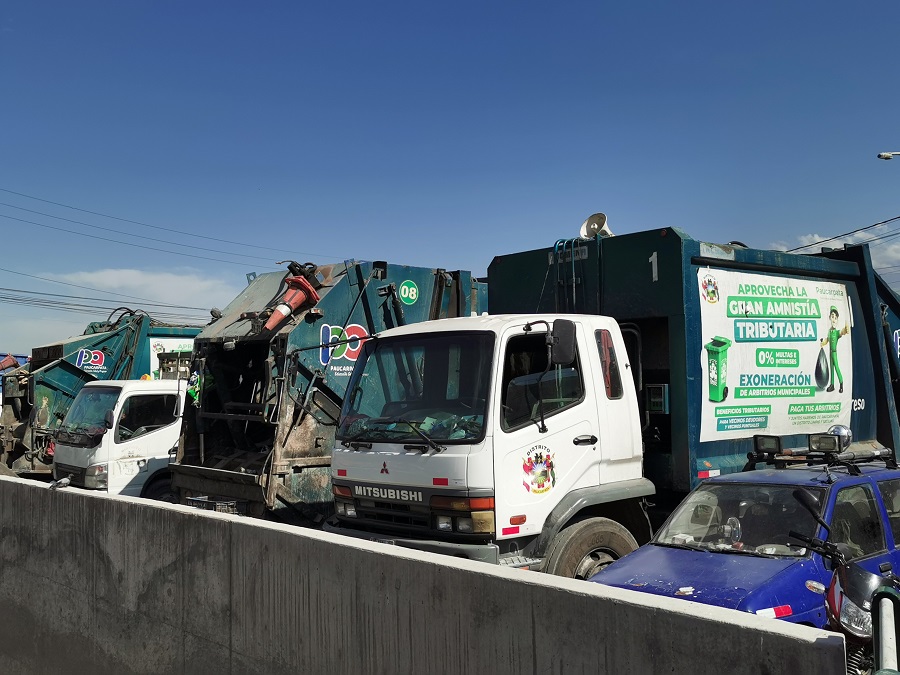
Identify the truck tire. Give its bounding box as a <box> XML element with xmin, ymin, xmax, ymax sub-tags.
<box><xmin>143</xmin><ymin>475</ymin><xmax>178</xmax><ymax>504</ymax></box>
<box><xmin>543</xmin><ymin>517</ymin><xmax>638</xmax><ymax>580</ymax></box>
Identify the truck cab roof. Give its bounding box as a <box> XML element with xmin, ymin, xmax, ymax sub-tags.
<box><xmin>370</xmin><ymin>313</ymin><xmax>618</xmax><ymax>339</ymax></box>
<box><xmin>82</xmin><ymin>379</ymin><xmax>187</xmax><ymax>393</ymax></box>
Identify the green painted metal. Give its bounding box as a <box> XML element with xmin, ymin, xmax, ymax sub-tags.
<box><xmin>0</xmin><ymin>311</ymin><xmax>202</xmax><ymax>475</ymax></box>
<box><xmin>173</xmin><ymin>260</ymin><xmax>487</xmax><ymax>514</ymax></box>
<box><xmin>488</xmin><ymin>226</ymin><xmax>900</xmax><ymax>497</ymax></box>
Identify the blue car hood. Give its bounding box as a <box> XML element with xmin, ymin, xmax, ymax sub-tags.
<box><xmin>590</xmin><ymin>544</ymin><xmax>824</xmax><ymax>614</ymax></box>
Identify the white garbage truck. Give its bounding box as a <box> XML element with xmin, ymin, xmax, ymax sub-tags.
<box><xmin>325</xmin><ymin>223</ymin><xmax>900</xmax><ymax>578</ymax></box>
<box><xmin>52</xmin><ymin>379</ymin><xmax>185</xmax><ymax>501</ymax></box>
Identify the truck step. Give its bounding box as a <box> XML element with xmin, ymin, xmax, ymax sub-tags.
<box><xmin>499</xmin><ymin>555</ymin><xmax>542</xmax><ymax>570</ymax></box>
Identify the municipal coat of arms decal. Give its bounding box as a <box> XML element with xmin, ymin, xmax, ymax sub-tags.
<box><xmin>522</xmin><ymin>445</ymin><xmax>556</xmax><ymax>494</ymax></box>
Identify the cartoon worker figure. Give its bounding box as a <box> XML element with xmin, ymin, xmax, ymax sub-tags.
<box><xmin>820</xmin><ymin>306</ymin><xmax>849</xmax><ymax>393</ymax></box>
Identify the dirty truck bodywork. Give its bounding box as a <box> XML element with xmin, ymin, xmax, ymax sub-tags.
<box><xmin>0</xmin><ymin>310</ymin><xmax>200</xmax><ymax>476</ymax></box>
<box><xmin>172</xmin><ymin>260</ymin><xmax>486</xmax><ymax>517</ymax></box>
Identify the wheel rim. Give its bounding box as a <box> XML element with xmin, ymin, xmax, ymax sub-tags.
<box><xmin>574</xmin><ymin>549</ymin><xmax>617</xmax><ymax>580</ymax></box>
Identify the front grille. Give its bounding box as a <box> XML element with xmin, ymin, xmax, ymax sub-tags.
<box><xmin>355</xmin><ymin>500</ymin><xmax>430</xmax><ymax>530</ymax></box>
<box><xmin>54</xmin><ymin>463</ymin><xmax>86</xmax><ymax>486</ymax></box>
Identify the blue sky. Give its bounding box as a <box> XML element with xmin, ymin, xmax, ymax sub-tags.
<box><xmin>1</xmin><ymin>1</ymin><xmax>899</xmax><ymax>353</ymax></box>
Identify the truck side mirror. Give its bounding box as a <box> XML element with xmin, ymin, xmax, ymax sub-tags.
<box><xmin>104</xmin><ymin>410</ymin><xmax>115</xmax><ymax>430</ymax></box>
<box><xmin>550</xmin><ymin>319</ymin><xmax>576</xmax><ymax>365</ymax></box>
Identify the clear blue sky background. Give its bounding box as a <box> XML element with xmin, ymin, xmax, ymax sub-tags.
<box><xmin>1</xmin><ymin>1</ymin><xmax>899</xmax><ymax>353</ymax></box>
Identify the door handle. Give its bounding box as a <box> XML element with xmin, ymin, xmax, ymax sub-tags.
<box><xmin>573</xmin><ymin>435</ymin><xmax>597</xmax><ymax>446</ymax></box>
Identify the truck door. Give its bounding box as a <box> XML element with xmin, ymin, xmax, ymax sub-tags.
<box><xmin>110</xmin><ymin>392</ymin><xmax>180</xmax><ymax>496</ymax></box>
<box><xmin>493</xmin><ymin>323</ymin><xmax>600</xmax><ymax>540</ymax></box>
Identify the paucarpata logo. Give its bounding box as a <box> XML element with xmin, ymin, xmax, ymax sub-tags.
<box><xmin>75</xmin><ymin>349</ymin><xmax>106</xmax><ymax>372</ymax></box>
<box><xmin>319</xmin><ymin>323</ymin><xmax>368</xmax><ymax>365</ymax></box>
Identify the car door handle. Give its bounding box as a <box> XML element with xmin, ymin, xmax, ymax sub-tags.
<box><xmin>573</xmin><ymin>435</ymin><xmax>597</xmax><ymax>446</ymax></box>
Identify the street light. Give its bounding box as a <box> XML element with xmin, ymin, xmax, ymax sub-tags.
<box><xmin>878</xmin><ymin>152</ymin><xmax>900</xmax><ymax>160</ymax></box>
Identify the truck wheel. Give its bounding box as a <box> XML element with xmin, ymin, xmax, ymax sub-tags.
<box><xmin>143</xmin><ymin>476</ymin><xmax>178</xmax><ymax>504</ymax></box>
<box><xmin>543</xmin><ymin>517</ymin><xmax>638</xmax><ymax>580</ymax></box>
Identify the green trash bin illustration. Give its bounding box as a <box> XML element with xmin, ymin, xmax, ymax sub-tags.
<box><xmin>704</xmin><ymin>336</ymin><xmax>732</xmax><ymax>402</ymax></box>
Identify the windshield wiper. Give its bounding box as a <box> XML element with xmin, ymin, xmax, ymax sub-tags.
<box><xmin>652</xmin><ymin>541</ymin><xmax>705</xmax><ymax>552</ymax></box>
<box><xmin>710</xmin><ymin>547</ymin><xmax>777</xmax><ymax>559</ymax></box>
<box><xmin>339</xmin><ymin>432</ymin><xmax>373</xmax><ymax>450</ymax></box>
<box><xmin>384</xmin><ymin>416</ymin><xmax>447</xmax><ymax>453</ymax></box>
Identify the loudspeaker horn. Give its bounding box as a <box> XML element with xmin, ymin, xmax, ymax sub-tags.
<box><xmin>579</xmin><ymin>213</ymin><xmax>614</xmax><ymax>240</ymax></box>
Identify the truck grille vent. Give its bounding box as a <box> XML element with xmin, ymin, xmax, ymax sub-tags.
<box><xmin>357</xmin><ymin>500</ymin><xmax>430</xmax><ymax>529</ymax></box>
<box><xmin>54</xmin><ymin>463</ymin><xmax>86</xmax><ymax>487</ymax></box>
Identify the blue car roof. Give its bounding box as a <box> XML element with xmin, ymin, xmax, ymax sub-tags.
<box><xmin>705</xmin><ymin>462</ymin><xmax>900</xmax><ymax>487</ymax></box>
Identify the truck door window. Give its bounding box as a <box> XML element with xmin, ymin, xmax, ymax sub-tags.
<box><xmin>877</xmin><ymin>479</ymin><xmax>900</xmax><ymax>546</ymax></box>
<box><xmin>832</xmin><ymin>485</ymin><xmax>886</xmax><ymax>560</ymax></box>
<box><xmin>501</xmin><ymin>332</ymin><xmax>584</xmax><ymax>431</ymax></box>
<box><xmin>115</xmin><ymin>394</ymin><xmax>178</xmax><ymax>443</ymax></box>
<box><xmin>594</xmin><ymin>329</ymin><xmax>623</xmax><ymax>399</ymax></box>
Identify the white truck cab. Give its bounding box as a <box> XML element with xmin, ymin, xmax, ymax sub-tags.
<box><xmin>326</xmin><ymin>314</ymin><xmax>655</xmax><ymax>578</ymax></box>
<box><xmin>52</xmin><ymin>379</ymin><xmax>185</xmax><ymax>501</ymax></box>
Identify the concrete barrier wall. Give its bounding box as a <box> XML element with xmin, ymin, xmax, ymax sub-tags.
<box><xmin>0</xmin><ymin>475</ymin><xmax>844</xmax><ymax>674</ymax></box>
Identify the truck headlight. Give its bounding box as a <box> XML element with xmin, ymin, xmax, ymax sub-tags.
<box><xmin>430</xmin><ymin>496</ymin><xmax>496</xmax><ymax>535</ymax></box>
<box><xmin>84</xmin><ymin>463</ymin><xmax>108</xmax><ymax>490</ymax></box>
<box><xmin>336</xmin><ymin>501</ymin><xmax>357</xmax><ymax>518</ymax></box>
<box><xmin>456</xmin><ymin>517</ymin><xmax>474</xmax><ymax>533</ymax></box>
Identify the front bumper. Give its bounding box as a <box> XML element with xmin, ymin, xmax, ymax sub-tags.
<box><xmin>323</xmin><ymin>519</ymin><xmax>501</xmax><ymax>565</ymax></box>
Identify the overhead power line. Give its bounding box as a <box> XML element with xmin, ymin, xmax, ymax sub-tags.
<box><xmin>851</xmin><ymin>226</ymin><xmax>900</xmax><ymax>247</ymax></box>
<box><xmin>0</xmin><ymin>213</ymin><xmax>277</xmax><ymax>268</ymax></box>
<box><xmin>0</xmin><ymin>201</ymin><xmax>280</xmax><ymax>263</ymax></box>
<box><xmin>0</xmin><ymin>187</ymin><xmax>344</xmax><ymax>260</ymax></box>
<box><xmin>0</xmin><ymin>265</ymin><xmax>188</xmax><ymax>306</ymax></box>
<box><xmin>0</xmin><ymin>286</ymin><xmax>210</xmax><ymax>312</ymax></box>
<box><xmin>787</xmin><ymin>215</ymin><xmax>900</xmax><ymax>252</ymax></box>
<box><xmin>0</xmin><ymin>288</ymin><xmax>210</xmax><ymax>324</ymax></box>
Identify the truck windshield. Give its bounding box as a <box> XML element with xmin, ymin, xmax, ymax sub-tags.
<box><xmin>57</xmin><ymin>386</ymin><xmax>121</xmax><ymax>448</ymax></box>
<box><xmin>654</xmin><ymin>483</ymin><xmax>826</xmax><ymax>558</ymax></box>
<box><xmin>337</xmin><ymin>331</ymin><xmax>494</xmax><ymax>444</ymax></box>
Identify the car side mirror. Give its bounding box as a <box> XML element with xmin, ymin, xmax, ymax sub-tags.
<box><xmin>793</xmin><ymin>488</ymin><xmax>830</xmax><ymax>534</ymax></box>
<box><xmin>104</xmin><ymin>409</ymin><xmax>115</xmax><ymax>429</ymax></box>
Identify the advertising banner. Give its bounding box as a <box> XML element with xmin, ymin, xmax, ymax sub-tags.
<box><xmin>697</xmin><ymin>269</ymin><xmax>852</xmax><ymax>441</ymax></box>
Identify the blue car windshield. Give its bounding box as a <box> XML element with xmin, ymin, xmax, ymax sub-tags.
<box><xmin>654</xmin><ymin>483</ymin><xmax>826</xmax><ymax>557</ymax></box>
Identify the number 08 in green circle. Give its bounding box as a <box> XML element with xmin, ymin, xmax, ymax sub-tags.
<box><xmin>398</xmin><ymin>280</ymin><xmax>418</xmax><ymax>305</ymax></box>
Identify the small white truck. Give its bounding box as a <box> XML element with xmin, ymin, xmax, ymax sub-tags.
<box><xmin>52</xmin><ymin>379</ymin><xmax>185</xmax><ymax>501</ymax></box>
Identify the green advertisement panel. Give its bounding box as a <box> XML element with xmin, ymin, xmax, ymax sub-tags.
<box><xmin>697</xmin><ymin>269</ymin><xmax>853</xmax><ymax>441</ymax></box>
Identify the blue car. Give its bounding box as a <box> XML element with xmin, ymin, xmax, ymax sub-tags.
<box><xmin>589</xmin><ymin>448</ymin><xmax>900</xmax><ymax>629</ymax></box>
